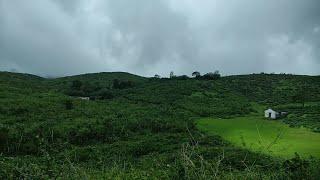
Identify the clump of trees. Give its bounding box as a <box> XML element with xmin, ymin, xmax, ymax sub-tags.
<box><xmin>68</xmin><ymin>80</ymin><xmax>100</xmax><ymax>97</ymax></box>
<box><xmin>151</xmin><ymin>71</ymin><xmax>221</xmax><ymax>81</ymax></box>
<box><xmin>112</xmin><ymin>79</ymin><xmax>134</xmax><ymax>89</ymax></box>
<box><xmin>66</xmin><ymin>79</ymin><xmax>134</xmax><ymax>100</ymax></box>
<box><xmin>202</xmin><ymin>71</ymin><xmax>221</xmax><ymax>80</ymax></box>
<box><xmin>192</xmin><ymin>71</ymin><xmax>221</xmax><ymax>80</ymax></box>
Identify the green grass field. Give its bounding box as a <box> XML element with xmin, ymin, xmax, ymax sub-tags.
<box><xmin>197</xmin><ymin>116</ymin><xmax>320</xmax><ymax>158</ymax></box>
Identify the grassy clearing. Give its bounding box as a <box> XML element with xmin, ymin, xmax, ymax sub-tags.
<box><xmin>197</xmin><ymin>116</ymin><xmax>320</xmax><ymax>158</ymax></box>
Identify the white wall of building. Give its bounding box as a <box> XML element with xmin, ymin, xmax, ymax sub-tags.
<box><xmin>264</xmin><ymin>109</ymin><xmax>277</xmax><ymax>119</ymax></box>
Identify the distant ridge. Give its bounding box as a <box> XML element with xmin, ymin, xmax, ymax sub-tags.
<box><xmin>1</xmin><ymin>70</ymin><xmax>320</xmax><ymax>80</ymax></box>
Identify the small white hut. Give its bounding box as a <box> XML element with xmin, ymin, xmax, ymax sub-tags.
<box><xmin>264</xmin><ymin>108</ymin><xmax>288</xmax><ymax>119</ymax></box>
<box><xmin>78</xmin><ymin>97</ymin><xmax>90</xmax><ymax>100</ymax></box>
<box><xmin>264</xmin><ymin>108</ymin><xmax>278</xmax><ymax>119</ymax></box>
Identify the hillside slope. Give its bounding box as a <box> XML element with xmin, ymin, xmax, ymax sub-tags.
<box><xmin>0</xmin><ymin>71</ymin><xmax>319</xmax><ymax>179</ymax></box>
<box><xmin>221</xmin><ymin>74</ymin><xmax>320</xmax><ymax>104</ymax></box>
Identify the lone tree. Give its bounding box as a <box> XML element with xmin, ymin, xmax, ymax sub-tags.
<box><xmin>192</xmin><ymin>71</ymin><xmax>201</xmax><ymax>78</ymax></box>
<box><xmin>170</xmin><ymin>71</ymin><xmax>175</xmax><ymax>78</ymax></box>
<box><xmin>154</xmin><ymin>74</ymin><xmax>161</xmax><ymax>79</ymax></box>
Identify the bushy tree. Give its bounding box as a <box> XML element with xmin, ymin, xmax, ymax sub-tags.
<box><xmin>154</xmin><ymin>74</ymin><xmax>161</xmax><ymax>79</ymax></box>
<box><xmin>192</xmin><ymin>71</ymin><xmax>201</xmax><ymax>78</ymax></box>
<box><xmin>170</xmin><ymin>71</ymin><xmax>175</xmax><ymax>78</ymax></box>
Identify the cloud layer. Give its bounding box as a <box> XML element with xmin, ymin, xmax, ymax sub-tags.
<box><xmin>0</xmin><ymin>0</ymin><xmax>319</xmax><ymax>77</ymax></box>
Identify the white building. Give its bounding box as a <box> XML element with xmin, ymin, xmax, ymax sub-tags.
<box><xmin>78</xmin><ymin>97</ymin><xmax>90</xmax><ymax>100</ymax></box>
<box><xmin>264</xmin><ymin>108</ymin><xmax>278</xmax><ymax>119</ymax></box>
<box><xmin>264</xmin><ymin>108</ymin><xmax>288</xmax><ymax>119</ymax></box>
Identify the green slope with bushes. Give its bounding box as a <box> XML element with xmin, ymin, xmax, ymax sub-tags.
<box><xmin>0</xmin><ymin>71</ymin><xmax>319</xmax><ymax>179</ymax></box>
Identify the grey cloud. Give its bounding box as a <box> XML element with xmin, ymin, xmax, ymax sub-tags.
<box><xmin>0</xmin><ymin>0</ymin><xmax>109</xmax><ymax>76</ymax></box>
<box><xmin>0</xmin><ymin>0</ymin><xmax>319</xmax><ymax>77</ymax></box>
<box><xmin>104</xmin><ymin>0</ymin><xmax>197</xmax><ymax>72</ymax></box>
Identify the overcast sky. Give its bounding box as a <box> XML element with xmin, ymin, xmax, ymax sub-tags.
<box><xmin>0</xmin><ymin>0</ymin><xmax>320</xmax><ymax>77</ymax></box>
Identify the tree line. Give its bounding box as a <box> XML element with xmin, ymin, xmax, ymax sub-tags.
<box><xmin>154</xmin><ymin>70</ymin><xmax>221</xmax><ymax>80</ymax></box>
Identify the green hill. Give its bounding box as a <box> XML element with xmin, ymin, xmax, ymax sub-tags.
<box><xmin>0</xmin><ymin>72</ymin><xmax>46</xmax><ymax>92</ymax></box>
<box><xmin>222</xmin><ymin>74</ymin><xmax>320</xmax><ymax>104</ymax></box>
<box><xmin>47</xmin><ymin>72</ymin><xmax>147</xmax><ymax>95</ymax></box>
<box><xmin>0</xmin><ymin>71</ymin><xmax>319</xmax><ymax>179</ymax></box>
<box><xmin>50</xmin><ymin>71</ymin><xmax>146</xmax><ymax>87</ymax></box>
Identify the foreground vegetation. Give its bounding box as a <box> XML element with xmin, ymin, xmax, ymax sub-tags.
<box><xmin>0</xmin><ymin>71</ymin><xmax>319</xmax><ymax>179</ymax></box>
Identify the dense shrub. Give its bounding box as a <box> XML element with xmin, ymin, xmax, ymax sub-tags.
<box><xmin>0</xmin><ymin>127</ymin><xmax>9</xmax><ymax>152</ymax></box>
<box><xmin>64</xmin><ymin>100</ymin><xmax>73</xmax><ymax>110</ymax></box>
<box><xmin>283</xmin><ymin>153</ymin><xmax>311</xmax><ymax>179</ymax></box>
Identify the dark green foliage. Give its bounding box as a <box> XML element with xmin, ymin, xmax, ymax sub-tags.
<box><xmin>202</xmin><ymin>71</ymin><xmax>221</xmax><ymax>80</ymax></box>
<box><xmin>283</xmin><ymin>153</ymin><xmax>311</xmax><ymax>179</ymax></box>
<box><xmin>0</xmin><ymin>71</ymin><xmax>319</xmax><ymax>178</ymax></box>
<box><xmin>292</xmin><ymin>83</ymin><xmax>312</xmax><ymax>107</ymax></box>
<box><xmin>173</xmin><ymin>75</ymin><xmax>189</xmax><ymax>80</ymax></box>
<box><xmin>64</xmin><ymin>100</ymin><xmax>73</xmax><ymax>110</ymax></box>
<box><xmin>192</xmin><ymin>71</ymin><xmax>201</xmax><ymax>78</ymax></box>
<box><xmin>96</xmin><ymin>89</ymin><xmax>114</xmax><ymax>99</ymax></box>
<box><xmin>275</xmin><ymin>103</ymin><xmax>320</xmax><ymax>131</ymax></box>
<box><xmin>71</xmin><ymin>80</ymin><xmax>82</xmax><ymax>90</ymax></box>
<box><xmin>190</xmin><ymin>71</ymin><xmax>221</xmax><ymax>80</ymax></box>
<box><xmin>222</xmin><ymin>74</ymin><xmax>320</xmax><ymax>104</ymax></box>
<box><xmin>0</xmin><ymin>127</ymin><xmax>9</xmax><ymax>152</ymax></box>
<box><xmin>113</xmin><ymin>79</ymin><xmax>134</xmax><ymax>89</ymax></box>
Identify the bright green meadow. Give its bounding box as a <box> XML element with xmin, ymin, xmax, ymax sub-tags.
<box><xmin>197</xmin><ymin>116</ymin><xmax>320</xmax><ymax>158</ymax></box>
